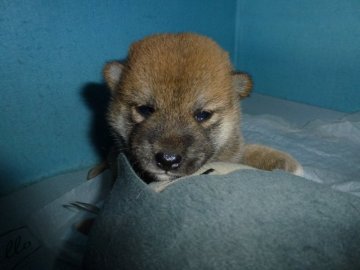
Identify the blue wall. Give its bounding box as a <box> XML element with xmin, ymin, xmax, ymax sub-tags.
<box><xmin>235</xmin><ymin>0</ymin><xmax>360</xmax><ymax>112</ymax></box>
<box><xmin>0</xmin><ymin>0</ymin><xmax>236</xmax><ymax>195</ymax></box>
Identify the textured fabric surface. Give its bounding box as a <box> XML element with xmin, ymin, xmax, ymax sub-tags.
<box><xmin>84</xmin><ymin>155</ymin><xmax>360</xmax><ymax>270</ymax></box>
<box><xmin>242</xmin><ymin>112</ymin><xmax>360</xmax><ymax>195</ymax></box>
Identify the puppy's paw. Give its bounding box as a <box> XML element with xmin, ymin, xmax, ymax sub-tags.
<box><xmin>242</xmin><ymin>144</ymin><xmax>303</xmax><ymax>176</ymax></box>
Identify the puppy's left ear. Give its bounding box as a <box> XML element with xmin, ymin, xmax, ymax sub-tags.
<box><xmin>232</xmin><ymin>72</ymin><xmax>253</xmax><ymax>100</ymax></box>
<box><xmin>103</xmin><ymin>61</ymin><xmax>124</xmax><ymax>93</ymax></box>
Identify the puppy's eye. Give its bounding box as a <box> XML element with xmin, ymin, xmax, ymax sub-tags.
<box><xmin>194</xmin><ymin>110</ymin><xmax>212</xmax><ymax>122</ymax></box>
<box><xmin>136</xmin><ymin>105</ymin><xmax>155</xmax><ymax>118</ymax></box>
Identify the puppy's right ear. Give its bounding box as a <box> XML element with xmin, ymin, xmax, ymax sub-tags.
<box><xmin>232</xmin><ymin>72</ymin><xmax>253</xmax><ymax>100</ymax></box>
<box><xmin>103</xmin><ymin>61</ymin><xmax>124</xmax><ymax>93</ymax></box>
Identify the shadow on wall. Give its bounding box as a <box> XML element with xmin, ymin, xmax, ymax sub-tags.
<box><xmin>81</xmin><ymin>82</ymin><xmax>113</xmax><ymax>161</ymax></box>
<box><xmin>0</xmin><ymin>83</ymin><xmax>113</xmax><ymax>196</ymax></box>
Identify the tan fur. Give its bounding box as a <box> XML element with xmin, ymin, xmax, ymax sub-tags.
<box><xmin>97</xmin><ymin>33</ymin><xmax>302</xmax><ymax>182</ymax></box>
<box><xmin>243</xmin><ymin>144</ymin><xmax>303</xmax><ymax>176</ymax></box>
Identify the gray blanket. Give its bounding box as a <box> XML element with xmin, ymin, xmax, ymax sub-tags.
<box><xmin>84</xmin><ymin>154</ymin><xmax>360</xmax><ymax>270</ymax></box>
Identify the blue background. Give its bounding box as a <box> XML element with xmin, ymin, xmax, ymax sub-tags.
<box><xmin>235</xmin><ymin>0</ymin><xmax>360</xmax><ymax>112</ymax></box>
<box><xmin>1</xmin><ymin>0</ymin><xmax>359</xmax><ymax>194</ymax></box>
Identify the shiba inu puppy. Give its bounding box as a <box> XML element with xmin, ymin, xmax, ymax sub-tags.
<box><xmin>102</xmin><ymin>33</ymin><xmax>302</xmax><ymax>182</ymax></box>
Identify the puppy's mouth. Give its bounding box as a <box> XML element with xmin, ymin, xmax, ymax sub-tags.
<box><xmin>143</xmin><ymin>155</ymin><xmax>208</xmax><ymax>182</ymax></box>
<box><xmin>146</xmin><ymin>170</ymin><xmax>185</xmax><ymax>182</ymax></box>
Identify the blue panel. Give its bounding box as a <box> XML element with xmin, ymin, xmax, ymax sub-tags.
<box><xmin>235</xmin><ymin>0</ymin><xmax>360</xmax><ymax>112</ymax></box>
<box><xmin>0</xmin><ymin>0</ymin><xmax>236</xmax><ymax>194</ymax></box>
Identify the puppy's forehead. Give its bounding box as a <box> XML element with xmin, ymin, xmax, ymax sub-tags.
<box><xmin>122</xmin><ymin>34</ymin><xmax>234</xmax><ymax>106</ymax></box>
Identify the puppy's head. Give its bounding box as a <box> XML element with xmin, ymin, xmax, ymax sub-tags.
<box><xmin>104</xmin><ymin>33</ymin><xmax>252</xmax><ymax>181</ymax></box>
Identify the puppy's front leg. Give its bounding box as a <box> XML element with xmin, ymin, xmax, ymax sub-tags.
<box><xmin>242</xmin><ymin>144</ymin><xmax>303</xmax><ymax>176</ymax></box>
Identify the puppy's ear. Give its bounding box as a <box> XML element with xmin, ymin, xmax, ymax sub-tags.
<box><xmin>232</xmin><ymin>72</ymin><xmax>253</xmax><ymax>100</ymax></box>
<box><xmin>103</xmin><ymin>61</ymin><xmax>124</xmax><ymax>93</ymax></box>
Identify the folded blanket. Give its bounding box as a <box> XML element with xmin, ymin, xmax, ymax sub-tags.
<box><xmin>84</xmin><ymin>154</ymin><xmax>360</xmax><ymax>270</ymax></box>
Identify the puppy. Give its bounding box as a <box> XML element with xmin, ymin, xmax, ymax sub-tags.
<box><xmin>99</xmin><ymin>33</ymin><xmax>302</xmax><ymax>182</ymax></box>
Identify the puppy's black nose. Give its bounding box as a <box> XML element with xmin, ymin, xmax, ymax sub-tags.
<box><xmin>155</xmin><ymin>152</ymin><xmax>182</xmax><ymax>171</ymax></box>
